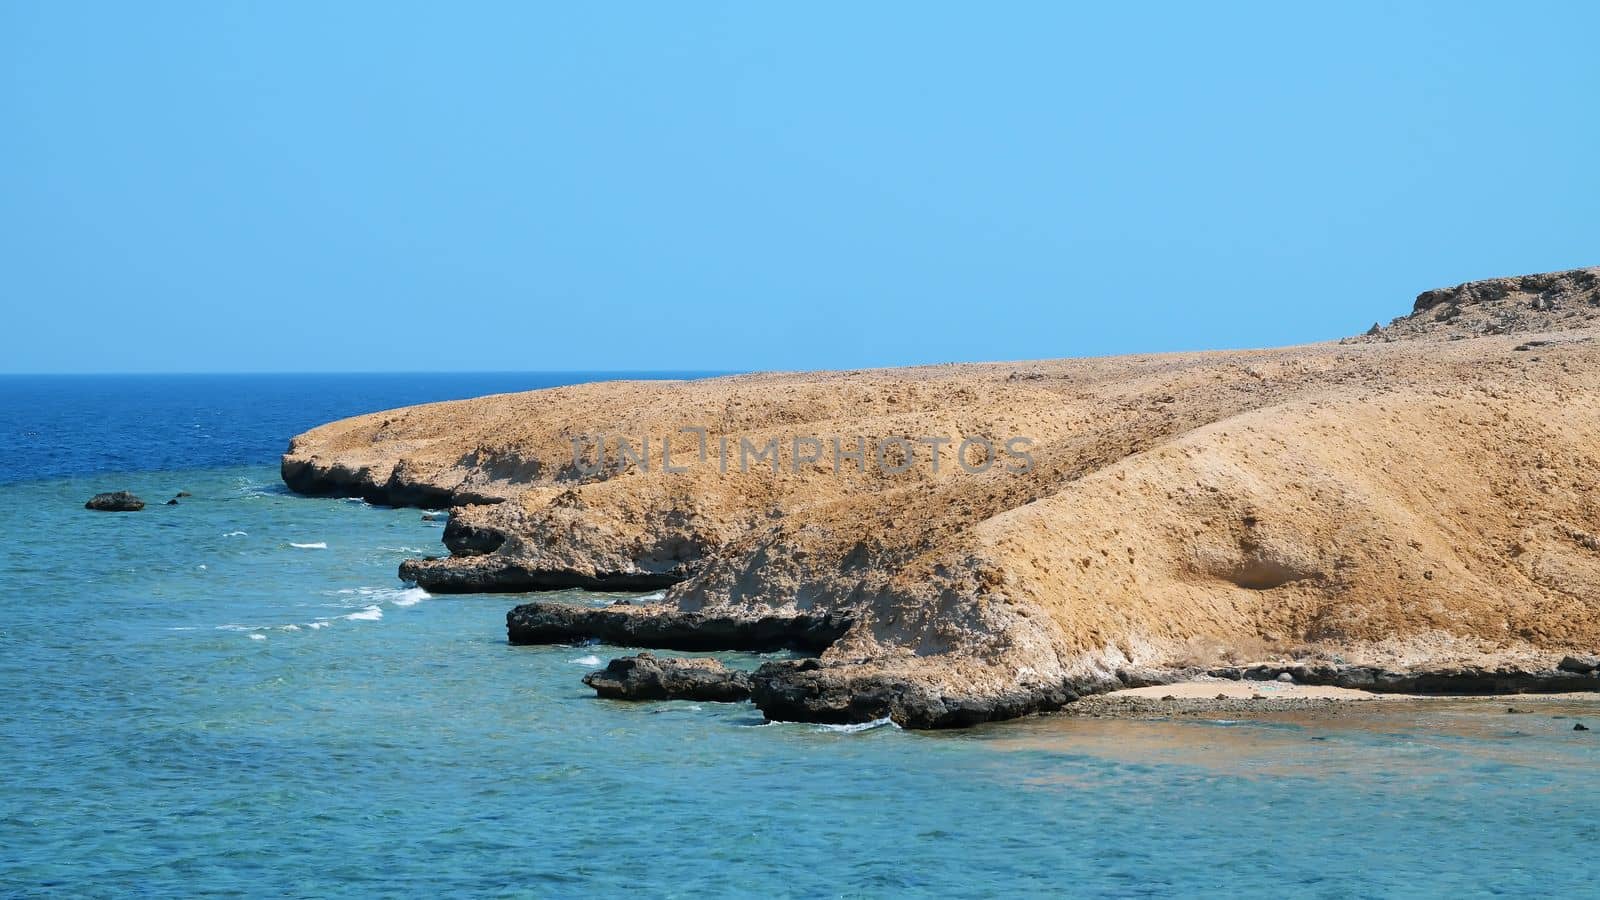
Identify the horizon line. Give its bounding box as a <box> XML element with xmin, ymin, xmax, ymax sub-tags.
<box><xmin>0</xmin><ymin>369</ymin><xmax>747</xmax><ymax>378</ymax></box>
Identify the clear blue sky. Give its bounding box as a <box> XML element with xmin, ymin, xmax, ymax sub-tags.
<box><xmin>3</xmin><ymin>2</ymin><xmax>1596</xmax><ymax>374</ymax></box>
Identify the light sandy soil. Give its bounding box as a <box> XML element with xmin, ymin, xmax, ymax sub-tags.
<box><xmin>1067</xmin><ymin>680</ymin><xmax>1600</xmax><ymax>719</ymax></box>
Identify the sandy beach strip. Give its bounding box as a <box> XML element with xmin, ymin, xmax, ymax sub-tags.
<box><xmin>1066</xmin><ymin>679</ymin><xmax>1600</xmax><ymax>718</ymax></box>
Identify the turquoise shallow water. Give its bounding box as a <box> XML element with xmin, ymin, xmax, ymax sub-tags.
<box><xmin>5</xmin><ymin>464</ymin><xmax>1600</xmax><ymax>897</ymax></box>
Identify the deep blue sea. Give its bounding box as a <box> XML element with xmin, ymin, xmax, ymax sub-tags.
<box><xmin>3</xmin><ymin>374</ymin><xmax>1597</xmax><ymax>898</ymax></box>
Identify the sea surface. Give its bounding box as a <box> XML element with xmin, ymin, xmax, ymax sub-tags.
<box><xmin>2</xmin><ymin>374</ymin><xmax>1597</xmax><ymax>897</ymax></box>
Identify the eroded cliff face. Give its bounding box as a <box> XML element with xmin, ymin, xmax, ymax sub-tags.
<box><xmin>284</xmin><ymin>268</ymin><xmax>1600</xmax><ymax>726</ymax></box>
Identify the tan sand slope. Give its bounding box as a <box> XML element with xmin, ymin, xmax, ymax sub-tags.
<box><xmin>283</xmin><ymin>267</ymin><xmax>1600</xmax><ymax>725</ymax></box>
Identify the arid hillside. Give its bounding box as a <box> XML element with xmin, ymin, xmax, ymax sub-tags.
<box><xmin>284</xmin><ymin>267</ymin><xmax>1600</xmax><ymax>725</ymax></box>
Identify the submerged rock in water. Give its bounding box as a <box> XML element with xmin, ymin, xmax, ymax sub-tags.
<box><xmin>85</xmin><ymin>491</ymin><xmax>144</xmax><ymax>512</ymax></box>
<box><xmin>582</xmin><ymin>653</ymin><xmax>753</xmax><ymax>702</ymax></box>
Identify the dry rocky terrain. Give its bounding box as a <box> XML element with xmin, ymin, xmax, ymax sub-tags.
<box><xmin>284</xmin><ymin>267</ymin><xmax>1600</xmax><ymax>726</ymax></box>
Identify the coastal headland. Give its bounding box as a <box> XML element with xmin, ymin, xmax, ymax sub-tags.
<box><xmin>284</xmin><ymin>268</ymin><xmax>1600</xmax><ymax>726</ymax></box>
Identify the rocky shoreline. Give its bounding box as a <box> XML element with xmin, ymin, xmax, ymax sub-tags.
<box><xmin>566</xmin><ymin>648</ymin><xmax>1600</xmax><ymax>728</ymax></box>
<box><xmin>282</xmin><ymin>267</ymin><xmax>1600</xmax><ymax>729</ymax></box>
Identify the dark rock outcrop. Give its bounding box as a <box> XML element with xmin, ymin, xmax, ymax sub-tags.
<box><xmin>582</xmin><ymin>653</ymin><xmax>753</xmax><ymax>702</ymax></box>
<box><xmin>406</xmin><ymin>558</ymin><xmax>680</xmax><ymax>593</ymax></box>
<box><xmin>1206</xmin><ymin>662</ymin><xmax>1600</xmax><ymax>694</ymax></box>
<box><xmin>506</xmin><ymin>601</ymin><xmax>851</xmax><ymax>652</ymax></box>
<box><xmin>749</xmin><ymin>659</ymin><xmax>1082</xmax><ymax>729</ymax></box>
<box><xmin>85</xmin><ymin>491</ymin><xmax>144</xmax><ymax>512</ymax></box>
<box><xmin>1350</xmin><ymin>266</ymin><xmax>1600</xmax><ymax>342</ymax></box>
<box><xmin>441</xmin><ymin>516</ymin><xmax>505</xmax><ymax>556</ymax></box>
<box><xmin>1412</xmin><ymin>267</ymin><xmax>1599</xmax><ymax>313</ymax></box>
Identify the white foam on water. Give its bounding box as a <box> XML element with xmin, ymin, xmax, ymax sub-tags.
<box><xmin>235</xmin><ymin>480</ymin><xmax>282</xmax><ymax>500</ymax></box>
<box><xmin>344</xmin><ymin>605</ymin><xmax>383</xmax><ymax>621</ymax></box>
<box><xmin>571</xmin><ymin>655</ymin><xmax>602</xmax><ymax>666</ymax></box>
<box><xmin>307</xmin><ymin>621</ymin><xmax>330</xmax><ymax>630</ymax></box>
<box><xmin>223</xmin><ymin>531</ymin><xmax>248</xmax><ymax>537</ymax></box>
<box><xmin>379</xmin><ymin>547</ymin><xmax>429</xmax><ymax>555</ymax></box>
<box><xmin>813</xmin><ymin>717</ymin><xmax>898</xmax><ymax>734</ymax></box>
<box><xmin>215</xmin><ymin>624</ymin><xmax>252</xmax><ymax>632</ymax></box>
<box><xmin>248</xmin><ymin>633</ymin><xmax>267</xmax><ymax>641</ymax></box>
<box><xmin>334</xmin><ymin>585</ymin><xmax>431</xmax><ymax>606</ymax></box>
<box><xmin>388</xmin><ymin>587</ymin><xmax>429</xmax><ymax>607</ymax></box>
<box><xmin>289</xmin><ymin>541</ymin><xmax>328</xmax><ymax>550</ymax></box>
<box><xmin>281</xmin><ymin>624</ymin><xmax>301</xmax><ymax>632</ymax></box>
<box><xmin>197</xmin><ymin>564</ymin><xmax>207</xmax><ymax>570</ymax></box>
<box><xmin>636</xmin><ymin>590</ymin><xmax>667</xmax><ymax>602</ymax></box>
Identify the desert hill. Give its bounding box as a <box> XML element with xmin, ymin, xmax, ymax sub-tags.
<box><xmin>284</xmin><ymin>267</ymin><xmax>1600</xmax><ymax>725</ymax></box>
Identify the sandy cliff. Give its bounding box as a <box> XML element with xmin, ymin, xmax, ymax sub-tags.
<box><xmin>284</xmin><ymin>267</ymin><xmax>1600</xmax><ymax>725</ymax></box>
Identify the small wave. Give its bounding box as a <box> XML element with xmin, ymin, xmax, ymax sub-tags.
<box><xmin>223</xmin><ymin>531</ymin><xmax>248</xmax><ymax>538</ymax></box>
<box><xmin>814</xmin><ymin>717</ymin><xmax>898</xmax><ymax>734</ymax></box>
<box><xmin>379</xmin><ymin>547</ymin><xmax>429</xmax><ymax>555</ymax></box>
<box><xmin>248</xmin><ymin>633</ymin><xmax>267</xmax><ymax>641</ymax></box>
<box><xmin>281</xmin><ymin>624</ymin><xmax>301</xmax><ymax>632</ymax></box>
<box><xmin>215</xmin><ymin>624</ymin><xmax>252</xmax><ymax>632</ymax></box>
<box><xmin>236</xmin><ymin>480</ymin><xmax>289</xmax><ymax>499</ymax></box>
<box><xmin>307</xmin><ymin>621</ymin><xmax>330</xmax><ymax>630</ymax></box>
<box><xmin>330</xmin><ymin>585</ymin><xmax>430</xmax><ymax>606</ymax></box>
<box><xmin>636</xmin><ymin>590</ymin><xmax>667</xmax><ymax>602</ymax></box>
<box><xmin>289</xmin><ymin>541</ymin><xmax>328</xmax><ymax>550</ymax></box>
<box><xmin>571</xmin><ymin>655</ymin><xmax>602</xmax><ymax>666</ymax></box>
<box><xmin>344</xmin><ymin>605</ymin><xmax>383</xmax><ymax>621</ymax></box>
<box><xmin>389</xmin><ymin>587</ymin><xmax>429</xmax><ymax>607</ymax></box>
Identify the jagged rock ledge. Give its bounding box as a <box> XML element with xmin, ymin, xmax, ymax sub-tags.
<box><xmin>747</xmin><ymin>659</ymin><xmax>1085</xmax><ymax>729</ymax></box>
<box><xmin>579</xmin><ymin>653</ymin><xmax>1600</xmax><ymax>729</ymax></box>
<box><xmin>1349</xmin><ymin>265</ymin><xmax>1600</xmax><ymax>343</ymax></box>
<box><xmin>506</xmin><ymin>601</ymin><xmax>852</xmax><ymax>652</ymax></box>
<box><xmin>280</xmin><ymin>455</ymin><xmax>507</xmax><ymax>509</ymax></box>
<box><xmin>582</xmin><ymin>653</ymin><xmax>753</xmax><ymax>702</ymax></box>
<box><xmin>579</xmin><ymin>653</ymin><xmax>1088</xmax><ymax>729</ymax></box>
<box><xmin>402</xmin><ymin>557</ymin><xmax>679</xmax><ymax>593</ymax></box>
